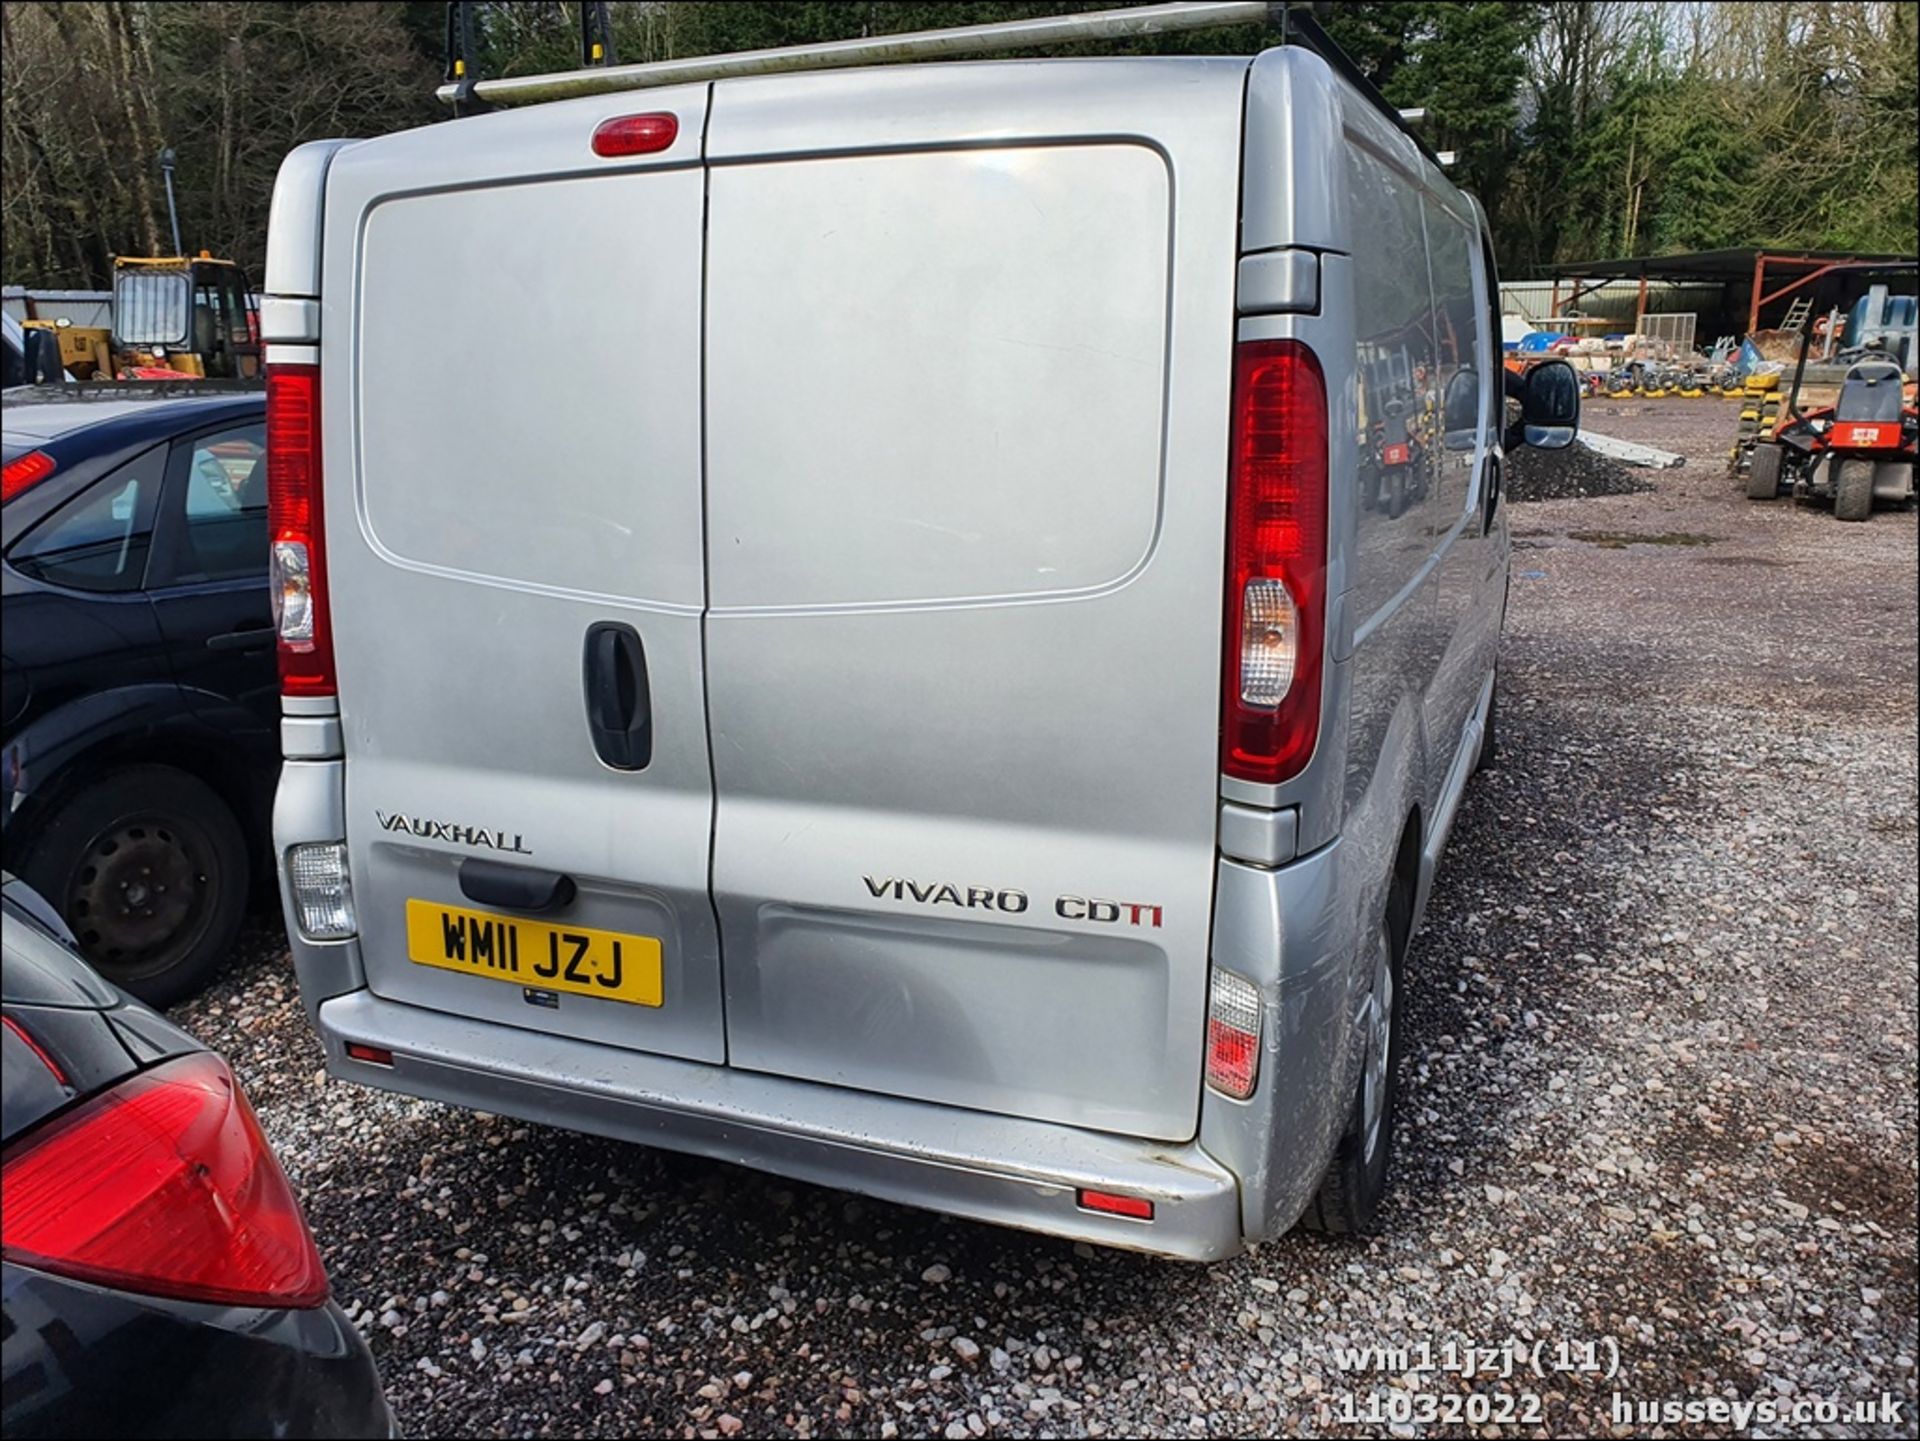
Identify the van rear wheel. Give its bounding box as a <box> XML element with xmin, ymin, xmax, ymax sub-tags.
<box><xmin>1300</xmin><ymin>910</ymin><xmax>1405</xmax><ymax>1235</ymax></box>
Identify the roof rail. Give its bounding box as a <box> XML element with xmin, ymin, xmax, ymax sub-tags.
<box><xmin>435</xmin><ymin>2</ymin><xmax>1440</xmax><ymax>167</ymax></box>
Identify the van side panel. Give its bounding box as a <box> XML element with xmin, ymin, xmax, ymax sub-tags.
<box><xmin>1422</xmin><ymin>192</ymin><xmax>1499</xmax><ymax>779</ymax></box>
<box><xmin>1208</xmin><ymin>49</ymin><xmax>1505</xmax><ymax>1237</ymax></box>
<box><xmin>1342</xmin><ymin>125</ymin><xmax>1445</xmax><ymax>829</ymax></box>
<box><xmin>702</xmin><ymin>63</ymin><xmax>1249</xmax><ymax>1142</ymax></box>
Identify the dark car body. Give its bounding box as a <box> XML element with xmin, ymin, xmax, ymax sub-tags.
<box><xmin>0</xmin><ymin>874</ymin><xmax>392</xmax><ymax>1439</ymax></box>
<box><xmin>2</xmin><ymin>385</ymin><xmax>274</xmax><ymax>1003</ymax></box>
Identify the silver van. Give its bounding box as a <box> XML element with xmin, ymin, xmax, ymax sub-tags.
<box><xmin>266</xmin><ymin>5</ymin><xmax>1577</xmax><ymax>1259</ymax></box>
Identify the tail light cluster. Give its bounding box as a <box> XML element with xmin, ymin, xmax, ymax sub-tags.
<box><xmin>1222</xmin><ymin>339</ymin><xmax>1328</xmax><ymax>785</ymax></box>
<box><xmin>287</xmin><ymin>840</ymin><xmax>356</xmax><ymax>940</ymax></box>
<box><xmin>2</xmin><ymin>449</ymin><xmax>57</xmax><ymax>503</ymax></box>
<box><xmin>266</xmin><ymin>362</ymin><xmax>335</xmax><ymax>697</ymax></box>
<box><xmin>1205</xmin><ymin>967</ymin><xmax>1262</xmax><ymax>1099</ymax></box>
<box><xmin>1</xmin><ymin>1051</ymin><xmax>330</xmax><ymax>1309</ymax></box>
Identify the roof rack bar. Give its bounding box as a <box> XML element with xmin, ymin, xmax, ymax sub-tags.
<box><xmin>436</xmin><ymin>0</ymin><xmax>1274</xmax><ymax>107</ymax></box>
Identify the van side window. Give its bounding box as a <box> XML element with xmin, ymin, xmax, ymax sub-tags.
<box><xmin>1424</xmin><ymin>198</ymin><xmax>1482</xmax><ymax>499</ymax></box>
<box><xmin>9</xmin><ymin>446</ymin><xmax>165</xmax><ymax>593</ymax></box>
<box><xmin>1348</xmin><ymin>142</ymin><xmax>1439</xmax><ymax>573</ymax></box>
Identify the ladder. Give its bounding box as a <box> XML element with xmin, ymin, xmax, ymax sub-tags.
<box><xmin>1780</xmin><ymin>295</ymin><xmax>1814</xmax><ymax>333</ymax></box>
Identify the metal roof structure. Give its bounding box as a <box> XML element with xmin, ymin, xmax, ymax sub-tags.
<box><xmin>1541</xmin><ymin>247</ymin><xmax>1918</xmax><ymax>335</ymax></box>
<box><xmin>436</xmin><ymin>2</ymin><xmax>1443</xmax><ymax>166</ymax></box>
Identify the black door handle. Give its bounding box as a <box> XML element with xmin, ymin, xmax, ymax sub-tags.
<box><xmin>459</xmin><ymin>857</ymin><xmax>575</xmax><ymax>913</ymax></box>
<box><xmin>207</xmin><ymin>625</ymin><xmax>276</xmax><ymax>652</ymax></box>
<box><xmin>1481</xmin><ymin>454</ymin><xmax>1503</xmax><ymax>535</ymax></box>
<box><xmin>582</xmin><ymin>622</ymin><xmax>652</xmax><ymax>770</ymax></box>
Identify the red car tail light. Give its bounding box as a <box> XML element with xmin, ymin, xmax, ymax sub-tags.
<box><xmin>2</xmin><ymin>449</ymin><xmax>57</xmax><ymax>503</ymax></box>
<box><xmin>267</xmin><ymin>362</ymin><xmax>335</xmax><ymax>697</ymax></box>
<box><xmin>1222</xmin><ymin>339</ymin><xmax>1329</xmax><ymax>785</ymax></box>
<box><xmin>1</xmin><ymin>1052</ymin><xmax>329</xmax><ymax>1309</ymax></box>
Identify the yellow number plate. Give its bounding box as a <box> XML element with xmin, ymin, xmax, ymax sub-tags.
<box><xmin>404</xmin><ymin>899</ymin><xmax>663</xmax><ymax>1007</ymax></box>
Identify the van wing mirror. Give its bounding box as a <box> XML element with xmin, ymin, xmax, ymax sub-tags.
<box><xmin>1508</xmin><ymin>359</ymin><xmax>1579</xmax><ymax>451</ymax></box>
<box><xmin>1441</xmin><ymin>369</ymin><xmax>1480</xmax><ymax>451</ymax></box>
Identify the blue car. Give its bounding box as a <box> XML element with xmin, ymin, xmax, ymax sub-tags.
<box><xmin>2</xmin><ymin>385</ymin><xmax>273</xmax><ymax>1004</ymax></box>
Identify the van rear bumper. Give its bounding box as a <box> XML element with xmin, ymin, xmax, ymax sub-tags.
<box><xmin>314</xmin><ymin>990</ymin><xmax>1244</xmax><ymax>1261</ymax></box>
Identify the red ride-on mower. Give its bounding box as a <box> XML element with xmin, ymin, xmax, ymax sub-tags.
<box><xmin>1747</xmin><ymin>347</ymin><xmax>1918</xmax><ymax>521</ymax></box>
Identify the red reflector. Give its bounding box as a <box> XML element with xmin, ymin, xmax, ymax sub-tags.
<box><xmin>2</xmin><ymin>449</ymin><xmax>57</xmax><ymax>502</ymax></box>
<box><xmin>1</xmin><ymin>1052</ymin><xmax>330</xmax><ymax>1309</ymax></box>
<box><xmin>266</xmin><ymin>363</ymin><xmax>335</xmax><ymax>697</ymax></box>
<box><xmin>345</xmin><ymin>1043</ymin><xmax>393</xmax><ymax>1066</ymax></box>
<box><xmin>1222</xmin><ymin>339</ymin><xmax>1329</xmax><ymax>785</ymax></box>
<box><xmin>591</xmin><ymin>112</ymin><xmax>679</xmax><ymax>157</ymax></box>
<box><xmin>1078</xmin><ymin>1189</ymin><xmax>1154</xmax><ymax>1221</ymax></box>
<box><xmin>2</xmin><ymin>1015</ymin><xmax>68</xmax><ymax>1087</ymax></box>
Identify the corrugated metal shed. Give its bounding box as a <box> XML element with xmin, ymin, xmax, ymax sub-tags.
<box><xmin>3</xmin><ymin>288</ymin><xmax>114</xmax><ymax>329</ymax></box>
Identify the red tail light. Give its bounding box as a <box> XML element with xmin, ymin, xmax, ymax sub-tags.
<box><xmin>266</xmin><ymin>363</ymin><xmax>335</xmax><ymax>696</ymax></box>
<box><xmin>1222</xmin><ymin>339</ymin><xmax>1328</xmax><ymax>784</ymax></box>
<box><xmin>1</xmin><ymin>1052</ymin><xmax>330</xmax><ymax>1309</ymax></box>
<box><xmin>2</xmin><ymin>449</ymin><xmax>57</xmax><ymax>502</ymax></box>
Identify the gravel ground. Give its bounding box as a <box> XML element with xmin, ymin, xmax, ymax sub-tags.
<box><xmin>177</xmin><ymin>398</ymin><xmax>1917</xmax><ymax>1439</ymax></box>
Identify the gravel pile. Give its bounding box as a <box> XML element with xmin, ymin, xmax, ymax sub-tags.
<box><xmin>175</xmin><ymin>399</ymin><xmax>1916</xmax><ymax>1439</ymax></box>
<box><xmin>1506</xmin><ymin>439</ymin><xmax>1655</xmax><ymax>502</ymax></box>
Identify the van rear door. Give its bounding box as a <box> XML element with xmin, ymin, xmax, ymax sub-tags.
<box><xmin>320</xmin><ymin>90</ymin><xmax>724</xmax><ymax>1062</ymax></box>
<box><xmin>700</xmin><ymin>66</ymin><xmax>1247</xmax><ymax>1142</ymax></box>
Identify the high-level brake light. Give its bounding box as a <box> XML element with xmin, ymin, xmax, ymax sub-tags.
<box><xmin>591</xmin><ymin>113</ymin><xmax>678</xmax><ymax>157</ymax></box>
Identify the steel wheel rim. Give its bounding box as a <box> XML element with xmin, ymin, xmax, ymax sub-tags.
<box><xmin>1361</xmin><ymin>924</ymin><xmax>1395</xmax><ymax>1165</ymax></box>
<box><xmin>66</xmin><ymin>815</ymin><xmax>214</xmax><ymax>979</ymax></box>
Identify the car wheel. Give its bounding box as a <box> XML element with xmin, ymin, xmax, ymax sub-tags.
<box><xmin>1833</xmin><ymin>457</ymin><xmax>1875</xmax><ymax>521</ymax></box>
<box><xmin>1300</xmin><ymin>904</ymin><xmax>1406</xmax><ymax>1235</ymax></box>
<box><xmin>20</xmin><ymin>766</ymin><xmax>248</xmax><ymax>1006</ymax></box>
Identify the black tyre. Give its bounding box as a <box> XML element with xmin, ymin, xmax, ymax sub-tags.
<box><xmin>19</xmin><ymin>766</ymin><xmax>248</xmax><ymax>1006</ymax></box>
<box><xmin>1833</xmin><ymin>456</ymin><xmax>1874</xmax><ymax>521</ymax></box>
<box><xmin>1746</xmin><ymin>441</ymin><xmax>1784</xmax><ymax>500</ymax></box>
<box><xmin>1300</xmin><ymin>877</ymin><xmax>1411</xmax><ymax>1236</ymax></box>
